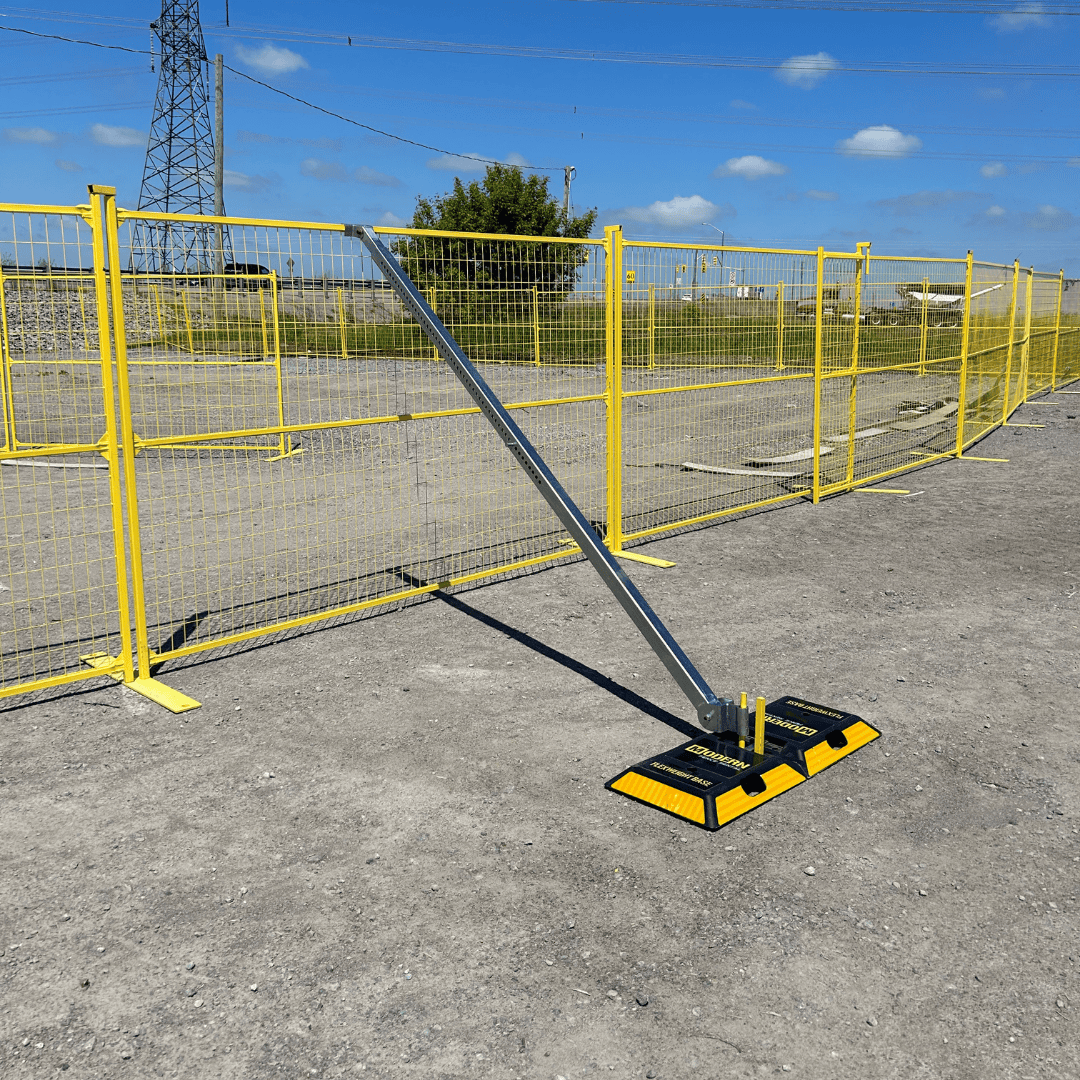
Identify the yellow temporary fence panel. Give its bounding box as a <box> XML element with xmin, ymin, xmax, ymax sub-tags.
<box><xmin>1</xmin><ymin>185</ymin><xmax>1078</xmax><ymax>710</ymax></box>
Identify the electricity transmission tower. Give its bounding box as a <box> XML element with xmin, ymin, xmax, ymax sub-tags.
<box><xmin>132</xmin><ymin>0</ymin><xmax>230</xmax><ymax>272</ymax></box>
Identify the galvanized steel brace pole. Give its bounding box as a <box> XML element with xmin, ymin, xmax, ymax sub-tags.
<box><xmin>352</xmin><ymin>224</ymin><xmax>726</xmax><ymax>733</ymax></box>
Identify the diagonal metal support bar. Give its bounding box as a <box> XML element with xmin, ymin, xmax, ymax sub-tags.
<box><xmin>353</xmin><ymin>225</ymin><xmax>725</xmax><ymax>732</ymax></box>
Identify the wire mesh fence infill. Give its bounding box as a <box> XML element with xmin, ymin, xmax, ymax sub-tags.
<box><xmin>2</xmin><ymin>194</ymin><xmax>1077</xmax><ymax>708</ymax></box>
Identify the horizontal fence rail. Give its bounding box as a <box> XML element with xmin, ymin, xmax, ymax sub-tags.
<box><xmin>1</xmin><ymin>188</ymin><xmax>1078</xmax><ymax>709</ymax></box>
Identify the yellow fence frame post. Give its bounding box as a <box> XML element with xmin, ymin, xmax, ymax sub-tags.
<box><xmin>776</xmin><ymin>280</ymin><xmax>785</xmax><ymax>372</ymax></box>
<box><xmin>85</xmin><ymin>186</ymin><xmax>136</xmax><ymax>684</ymax></box>
<box><xmin>103</xmin><ymin>195</ymin><xmax>200</xmax><ymax>712</ymax></box>
<box><xmin>1050</xmin><ymin>268</ymin><xmax>1064</xmax><ymax>390</ymax></box>
<box><xmin>1002</xmin><ymin>259</ymin><xmax>1020</xmax><ymax>424</ymax></box>
<box><xmin>601</xmin><ymin>232</ymin><xmax>671</xmax><ymax>566</ymax></box>
<box><xmin>845</xmin><ymin>255</ymin><xmax>864</xmax><ymax>488</ymax></box>
<box><xmin>604</xmin><ymin>225</ymin><xmax>624</xmax><ymax>552</ymax></box>
<box><xmin>955</xmin><ymin>250</ymin><xmax>974</xmax><ymax>455</ymax></box>
<box><xmin>1019</xmin><ymin>266</ymin><xmax>1034</xmax><ymax>405</ymax></box>
<box><xmin>812</xmin><ymin>246</ymin><xmax>825</xmax><ymax>504</ymax></box>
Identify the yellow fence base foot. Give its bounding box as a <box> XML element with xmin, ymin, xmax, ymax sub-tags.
<box><xmin>1003</xmin><ymin>423</ymin><xmax>1044</xmax><ymax>428</ymax></box>
<box><xmin>958</xmin><ymin>455</ymin><xmax>1010</xmax><ymax>462</ymax></box>
<box><xmin>126</xmin><ymin>677</ymin><xmax>201</xmax><ymax>713</ymax></box>
<box><xmin>268</xmin><ymin>446</ymin><xmax>304</xmax><ymax>462</ymax></box>
<box><xmin>80</xmin><ymin>652</ymin><xmax>201</xmax><ymax>713</ymax></box>
<box><xmin>612</xmin><ymin>550</ymin><xmax>676</xmax><ymax>568</ymax></box>
<box><xmin>855</xmin><ymin>487</ymin><xmax>910</xmax><ymax>495</ymax></box>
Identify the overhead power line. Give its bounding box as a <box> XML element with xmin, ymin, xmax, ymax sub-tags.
<box><xmin>3</xmin><ymin>22</ymin><xmax>1077</xmax><ymax>167</ymax></box>
<box><xmin>561</xmin><ymin>0</ymin><xmax>1080</xmax><ymax>13</ymax></box>
<box><xmin>0</xmin><ymin>100</ymin><xmax>149</xmax><ymax>120</ymax></box>
<box><xmin>226</xmin><ymin>32</ymin><xmax>1080</xmax><ymax>79</ymax></box>
<box><xmin>0</xmin><ymin>22</ymin><xmax>559</xmax><ymax>170</ymax></box>
<box><xmin>224</xmin><ymin>65</ymin><xmax>561</xmax><ymax>170</ymax></box>
<box><xmin>0</xmin><ymin>65</ymin><xmax>145</xmax><ymax>87</ymax></box>
<box><xmin>3</xmin><ymin>10</ymin><xmax>1080</xmax><ymax>78</ymax></box>
<box><xmin>295</xmin><ymin>77</ymin><xmax>1080</xmax><ymax>142</ymax></box>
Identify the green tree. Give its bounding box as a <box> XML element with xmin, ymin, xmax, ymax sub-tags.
<box><xmin>394</xmin><ymin>165</ymin><xmax>597</xmax><ymax>303</ymax></box>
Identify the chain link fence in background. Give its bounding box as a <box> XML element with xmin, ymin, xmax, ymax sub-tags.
<box><xmin>2</xmin><ymin>186</ymin><xmax>1077</xmax><ymax>709</ymax></box>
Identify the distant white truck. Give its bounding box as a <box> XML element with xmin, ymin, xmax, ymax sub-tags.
<box><xmin>797</xmin><ymin>280</ymin><xmax>1005</xmax><ymax>326</ymax></box>
<box><xmin>864</xmin><ymin>281</ymin><xmax>1006</xmax><ymax>327</ymax></box>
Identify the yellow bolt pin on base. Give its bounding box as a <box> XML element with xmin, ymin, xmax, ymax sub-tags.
<box><xmin>737</xmin><ymin>691</ymin><xmax>749</xmax><ymax>748</ymax></box>
<box><xmin>755</xmin><ymin>696</ymin><xmax>766</xmax><ymax>757</ymax></box>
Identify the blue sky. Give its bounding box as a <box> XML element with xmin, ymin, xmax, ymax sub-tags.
<box><xmin>1</xmin><ymin>1</ymin><xmax>1078</xmax><ymax>271</ymax></box>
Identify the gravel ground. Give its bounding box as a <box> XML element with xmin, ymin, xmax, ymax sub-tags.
<box><xmin>1</xmin><ymin>396</ymin><xmax>1078</xmax><ymax>1080</ymax></box>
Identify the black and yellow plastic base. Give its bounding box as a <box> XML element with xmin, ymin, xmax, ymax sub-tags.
<box><xmin>606</xmin><ymin>696</ymin><xmax>881</xmax><ymax>830</ymax></box>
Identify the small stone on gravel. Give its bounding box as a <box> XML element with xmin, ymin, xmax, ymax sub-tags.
<box><xmin>607</xmin><ymin>989</ymin><xmax>618</xmax><ymax>998</ymax></box>
<box><xmin>804</xmin><ymin>866</ymin><xmax>816</xmax><ymax>876</ymax></box>
<box><xmin>186</xmin><ymin>962</ymin><xmax>195</xmax><ymax>970</ymax></box>
<box><xmin>250</xmin><ymin>984</ymin><xmax>258</xmax><ymax>991</ymax></box>
<box><xmin>636</xmin><ymin>994</ymin><xmax>649</xmax><ymax>1006</ymax></box>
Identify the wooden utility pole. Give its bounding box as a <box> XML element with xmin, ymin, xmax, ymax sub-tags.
<box><xmin>214</xmin><ymin>52</ymin><xmax>225</xmax><ymax>275</ymax></box>
<box><xmin>563</xmin><ymin>165</ymin><xmax>575</xmax><ymax>226</ymax></box>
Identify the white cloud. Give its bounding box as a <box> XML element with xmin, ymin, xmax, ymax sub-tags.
<box><xmin>977</xmin><ymin>87</ymin><xmax>1006</xmax><ymax>101</ymax></box>
<box><xmin>729</xmin><ymin>99</ymin><xmax>758</xmax><ymax>110</ymax></box>
<box><xmin>1024</xmin><ymin>204</ymin><xmax>1075</xmax><ymax>231</ymax></box>
<box><xmin>54</xmin><ymin>159</ymin><xmax>82</xmax><ymax>172</ymax></box>
<box><xmin>776</xmin><ymin>52</ymin><xmax>838</xmax><ymax>89</ymax></box>
<box><xmin>622</xmin><ymin>194</ymin><xmax>722</xmax><ymax>229</ymax></box>
<box><xmin>426</xmin><ymin>152</ymin><xmax>488</xmax><ymax>173</ymax></box>
<box><xmin>1069</xmin><ymin>157</ymin><xmax>1080</xmax><ymax>168</ymax></box>
<box><xmin>504</xmin><ymin>152</ymin><xmax>531</xmax><ymax>167</ymax></box>
<box><xmin>806</xmin><ymin>189</ymin><xmax>838</xmax><ymax>201</ymax></box>
<box><xmin>4</xmin><ymin>126</ymin><xmax>59</xmax><ymax>144</ymax></box>
<box><xmin>355</xmin><ymin>166</ymin><xmax>402</xmax><ymax>188</ymax></box>
<box><xmin>377</xmin><ymin>211</ymin><xmax>409</xmax><ymax>228</ymax></box>
<box><xmin>992</xmin><ymin>3</ymin><xmax>1051</xmax><ymax>31</ymax></box>
<box><xmin>837</xmin><ymin>125</ymin><xmax>922</xmax><ymax>159</ymax></box>
<box><xmin>986</xmin><ymin>205</ymin><xmax>1007</xmax><ymax>217</ymax></box>
<box><xmin>235</xmin><ymin>43</ymin><xmax>309</xmax><ymax>75</ymax></box>
<box><xmin>980</xmin><ymin>162</ymin><xmax>1008</xmax><ymax>178</ymax></box>
<box><xmin>713</xmin><ymin>155</ymin><xmax>788</xmax><ymax>180</ymax></box>
<box><xmin>90</xmin><ymin>123</ymin><xmax>144</xmax><ymax>148</ymax></box>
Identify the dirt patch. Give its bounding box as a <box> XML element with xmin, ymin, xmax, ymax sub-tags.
<box><xmin>2</xmin><ymin>398</ymin><xmax>1078</xmax><ymax>1079</ymax></box>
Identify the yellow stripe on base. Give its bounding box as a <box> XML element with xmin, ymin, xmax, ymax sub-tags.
<box><xmin>803</xmin><ymin>721</ymin><xmax>880</xmax><ymax>777</ymax></box>
<box><xmin>611</xmin><ymin>772</ymin><xmax>706</xmax><ymax>825</ymax></box>
<box><xmin>713</xmin><ymin>764</ymin><xmax>806</xmax><ymax>828</ymax></box>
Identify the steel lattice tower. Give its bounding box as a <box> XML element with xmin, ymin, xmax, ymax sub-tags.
<box><xmin>132</xmin><ymin>0</ymin><xmax>231</xmax><ymax>271</ymax></box>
